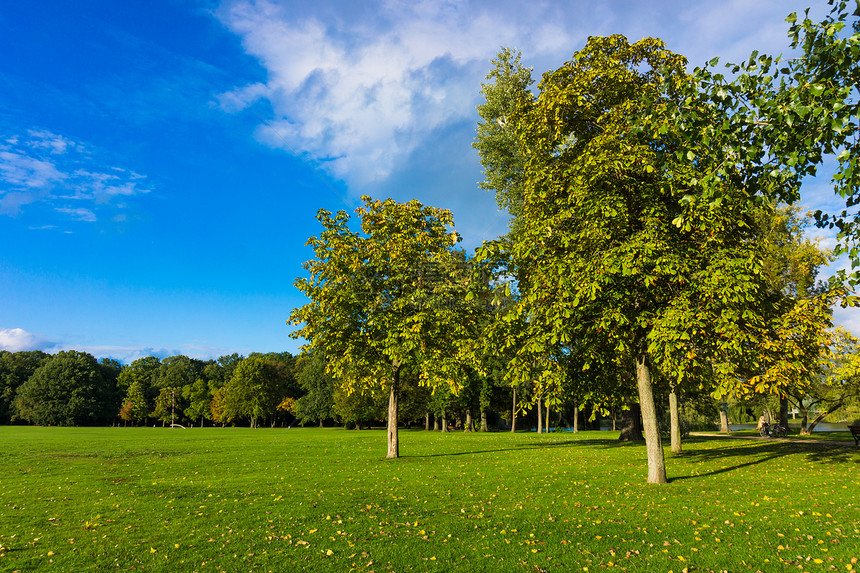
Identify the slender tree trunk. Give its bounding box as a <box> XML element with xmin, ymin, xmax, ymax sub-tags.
<box><xmin>386</xmin><ymin>364</ymin><xmax>401</xmax><ymax>459</ymax></box>
<box><xmin>573</xmin><ymin>405</ymin><xmax>579</xmax><ymax>433</ymax></box>
<box><xmin>612</xmin><ymin>408</ymin><xmax>616</xmax><ymax>431</ymax></box>
<box><xmin>464</xmin><ymin>410</ymin><xmax>473</xmax><ymax>432</ymax></box>
<box><xmin>480</xmin><ymin>409</ymin><xmax>488</xmax><ymax>432</ymax></box>
<box><xmin>669</xmin><ymin>390</ymin><xmax>681</xmax><ymax>453</ymax></box>
<box><xmin>425</xmin><ymin>411</ymin><xmax>430</xmax><ymax>431</ymax></box>
<box><xmin>719</xmin><ymin>409</ymin><xmax>730</xmax><ymax>433</ymax></box>
<box><xmin>635</xmin><ymin>353</ymin><xmax>668</xmax><ymax>484</ymax></box>
<box><xmin>441</xmin><ymin>408</ymin><xmax>448</xmax><ymax>433</ymax></box>
<box><xmin>511</xmin><ymin>388</ymin><xmax>517</xmax><ymax>432</ymax></box>
<box><xmin>319</xmin><ymin>419</ymin><xmax>324</xmax><ymax>428</ymax></box>
<box><xmin>537</xmin><ymin>399</ymin><xmax>543</xmax><ymax>434</ymax></box>
<box><xmin>807</xmin><ymin>402</ymin><xmax>842</xmax><ymax>433</ymax></box>
<box><xmin>545</xmin><ymin>404</ymin><xmax>550</xmax><ymax>432</ymax></box>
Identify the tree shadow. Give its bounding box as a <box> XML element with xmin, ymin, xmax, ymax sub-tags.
<box><xmin>670</xmin><ymin>440</ymin><xmax>858</xmax><ymax>482</ymax></box>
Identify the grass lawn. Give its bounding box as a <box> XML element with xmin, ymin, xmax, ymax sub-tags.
<box><xmin>1</xmin><ymin>427</ymin><xmax>857</xmax><ymax>572</ymax></box>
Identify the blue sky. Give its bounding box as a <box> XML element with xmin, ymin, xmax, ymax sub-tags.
<box><xmin>0</xmin><ymin>0</ymin><xmax>852</xmax><ymax>363</ymax></box>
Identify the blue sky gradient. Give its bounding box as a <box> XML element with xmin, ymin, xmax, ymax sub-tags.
<box><xmin>1</xmin><ymin>0</ymin><xmax>851</xmax><ymax>362</ymax></box>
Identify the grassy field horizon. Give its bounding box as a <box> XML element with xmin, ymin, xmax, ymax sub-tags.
<box><xmin>2</xmin><ymin>426</ymin><xmax>858</xmax><ymax>572</ymax></box>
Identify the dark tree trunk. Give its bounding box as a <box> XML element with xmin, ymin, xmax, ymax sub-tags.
<box><xmin>669</xmin><ymin>390</ymin><xmax>681</xmax><ymax>453</ymax></box>
<box><xmin>618</xmin><ymin>399</ymin><xmax>643</xmax><ymax>442</ymax></box>
<box><xmin>319</xmin><ymin>419</ymin><xmax>324</xmax><ymax>428</ymax></box>
<box><xmin>386</xmin><ymin>363</ymin><xmax>401</xmax><ymax>459</ymax></box>
<box><xmin>537</xmin><ymin>398</ymin><xmax>543</xmax><ymax>434</ymax></box>
<box><xmin>779</xmin><ymin>397</ymin><xmax>789</xmax><ymax>428</ymax></box>
<box><xmin>635</xmin><ymin>353</ymin><xmax>667</xmax><ymax>484</ymax></box>
<box><xmin>511</xmin><ymin>388</ymin><xmax>517</xmax><ymax>432</ymax></box>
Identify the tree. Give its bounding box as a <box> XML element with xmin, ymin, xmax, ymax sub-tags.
<box><xmin>0</xmin><ymin>350</ymin><xmax>48</xmax><ymax>424</ymax></box>
<box><xmin>183</xmin><ymin>378</ymin><xmax>212</xmax><ymax>427</ymax></box>
<box><xmin>152</xmin><ymin>387</ymin><xmax>183</xmax><ymax>427</ymax></box>
<box><xmin>293</xmin><ymin>352</ymin><xmax>336</xmax><ymax>427</ymax></box>
<box><xmin>222</xmin><ymin>355</ymin><xmax>290</xmax><ymax>428</ymax></box>
<box><xmin>473</xmin><ymin>47</ymin><xmax>535</xmax><ymax>228</ymax></box>
<box><xmin>793</xmin><ymin>327</ymin><xmax>860</xmax><ymax>433</ymax></box>
<box><xmin>487</xmin><ymin>36</ymin><xmax>787</xmax><ymax>484</ymax></box>
<box><xmin>289</xmin><ymin>196</ymin><xmax>484</xmax><ymax>458</ymax></box>
<box><xmin>14</xmin><ymin>350</ymin><xmax>113</xmax><ymax>426</ymax></box>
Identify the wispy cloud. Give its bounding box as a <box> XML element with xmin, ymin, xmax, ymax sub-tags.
<box><xmin>0</xmin><ymin>129</ymin><xmax>150</xmax><ymax>221</ymax></box>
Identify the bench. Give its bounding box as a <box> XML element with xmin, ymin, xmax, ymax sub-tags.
<box><xmin>849</xmin><ymin>426</ymin><xmax>860</xmax><ymax>446</ymax></box>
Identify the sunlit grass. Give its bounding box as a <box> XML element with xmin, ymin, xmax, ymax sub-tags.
<box><xmin>1</xmin><ymin>427</ymin><xmax>857</xmax><ymax>571</ymax></box>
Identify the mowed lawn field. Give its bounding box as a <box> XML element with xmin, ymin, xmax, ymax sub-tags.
<box><xmin>1</xmin><ymin>427</ymin><xmax>858</xmax><ymax>572</ymax></box>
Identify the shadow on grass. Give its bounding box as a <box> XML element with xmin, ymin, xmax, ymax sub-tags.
<box><xmin>670</xmin><ymin>440</ymin><xmax>858</xmax><ymax>482</ymax></box>
<box><xmin>407</xmin><ymin>437</ymin><xmax>633</xmax><ymax>458</ymax></box>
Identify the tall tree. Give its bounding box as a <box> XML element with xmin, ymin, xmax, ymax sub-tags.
<box><xmin>473</xmin><ymin>47</ymin><xmax>535</xmax><ymax>228</ymax></box>
<box><xmin>489</xmin><ymin>36</ymin><xmax>783</xmax><ymax>483</ymax></box>
<box><xmin>289</xmin><ymin>196</ymin><xmax>484</xmax><ymax>458</ymax></box>
<box><xmin>293</xmin><ymin>352</ymin><xmax>336</xmax><ymax>427</ymax></box>
<box><xmin>14</xmin><ymin>351</ymin><xmax>113</xmax><ymax>426</ymax></box>
<box><xmin>0</xmin><ymin>350</ymin><xmax>49</xmax><ymax>424</ymax></box>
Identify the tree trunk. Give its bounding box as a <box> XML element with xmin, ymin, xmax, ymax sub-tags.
<box><xmin>719</xmin><ymin>409</ymin><xmax>730</xmax><ymax>433</ymax></box>
<box><xmin>441</xmin><ymin>408</ymin><xmax>448</xmax><ymax>433</ymax></box>
<box><xmin>807</xmin><ymin>402</ymin><xmax>842</xmax><ymax>433</ymax></box>
<box><xmin>635</xmin><ymin>353</ymin><xmax>668</xmax><ymax>484</ymax></box>
<box><xmin>779</xmin><ymin>397</ymin><xmax>789</xmax><ymax>428</ymax></box>
<box><xmin>464</xmin><ymin>410</ymin><xmax>473</xmax><ymax>432</ymax></box>
<box><xmin>669</xmin><ymin>390</ymin><xmax>681</xmax><ymax>453</ymax></box>
<box><xmin>618</xmin><ymin>399</ymin><xmax>643</xmax><ymax>442</ymax></box>
<box><xmin>433</xmin><ymin>417</ymin><xmax>440</xmax><ymax>431</ymax></box>
<box><xmin>537</xmin><ymin>399</ymin><xmax>543</xmax><ymax>434</ymax></box>
<box><xmin>425</xmin><ymin>411</ymin><xmax>430</xmax><ymax>431</ymax></box>
<box><xmin>511</xmin><ymin>388</ymin><xmax>517</xmax><ymax>432</ymax></box>
<box><xmin>799</xmin><ymin>403</ymin><xmax>810</xmax><ymax>434</ymax></box>
<box><xmin>319</xmin><ymin>419</ymin><xmax>324</xmax><ymax>428</ymax></box>
<box><xmin>480</xmin><ymin>409</ymin><xmax>488</xmax><ymax>432</ymax></box>
<box><xmin>573</xmin><ymin>405</ymin><xmax>579</xmax><ymax>433</ymax></box>
<box><xmin>612</xmin><ymin>408</ymin><xmax>616</xmax><ymax>431</ymax></box>
<box><xmin>386</xmin><ymin>364</ymin><xmax>400</xmax><ymax>459</ymax></box>
<box><xmin>545</xmin><ymin>404</ymin><xmax>551</xmax><ymax>432</ymax></box>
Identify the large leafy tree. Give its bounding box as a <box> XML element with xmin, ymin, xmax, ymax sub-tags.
<box><xmin>289</xmin><ymin>196</ymin><xmax>483</xmax><ymax>458</ymax></box>
<box><xmin>14</xmin><ymin>350</ymin><xmax>114</xmax><ymax>426</ymax></box>
<box><xmin>222</xmin><ymin>355</ymin><xmax>292</xmax><ymax>428</ymax></box>
<box><xmin>0</xmin><ymin>350</ymin><xmax>49</xmax><ymax>424</ymax></box>
<box><xmin>293</xmin><ymin>352</ymin><xmax>336</xmax><ymax>427</ymax></box>
<box><xmin>491</xmin><ymin>36</ymin><xmax>780</xmax><ymax>483</ymax></box>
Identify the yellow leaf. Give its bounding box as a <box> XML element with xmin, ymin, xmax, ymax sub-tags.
<box><xmin>150</xmin><ymin>547</ymin><xmax>157</xmax><ymax>553</ymax></box>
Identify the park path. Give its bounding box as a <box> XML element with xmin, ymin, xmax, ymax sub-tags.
<box><xmin>689</xmin><ymin>432</ymin><xmax>856</xmax><ymax>448</ymax></box>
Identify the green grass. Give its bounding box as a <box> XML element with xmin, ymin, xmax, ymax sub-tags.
<box><xmin>1</xmin><ymin>427</ymin><xmax>857</xmax><ymax>572</ymax></box>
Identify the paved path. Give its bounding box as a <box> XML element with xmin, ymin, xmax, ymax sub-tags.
<box><xmin>689</xmin><ymin>432</ymin><xmax>856</xmax><ymax>447</ymax></box>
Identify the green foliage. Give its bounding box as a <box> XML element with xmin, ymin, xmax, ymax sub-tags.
<box><xmin>221</xmin><ymin>355</ymin><xmax>293</xmax><ymax>428</ymax></box>
<box><xmin>674</xmin><ymin>1</ymin><xmax>860</xmax><ymax>281</ymax></box>
<box><xmin>0</xmin><ymin>350</ymin><xmax>49</xmax><ymax>424</ymax></box>
<box><xmin>293</xmin><ymin>353</ymin><xmax>336</xmax><ymax>426</ymax></box>
<box><xmin>13</xmin><ymin>350</ymin><xmax>114</xmax><ymax>426</ymax></box>
<box><xmin>473</xmin><ymin>47</ymin><xmax>535</xmax><ymax>226</ymax></box>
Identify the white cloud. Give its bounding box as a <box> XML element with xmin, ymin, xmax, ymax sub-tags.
<box><xmin>0</xmin><ymin>129</ymin><xmax>150</xmax><ymax>221</ymax></box>
<box><xmin>217</xmin><ymin>0</ymin><xmax>573</xmax><ymax>186</ymax></box>
<box><xmin>0</xmin><ymin>328</ymin><xmax>53</xmax><ymax>352</ymax></box>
